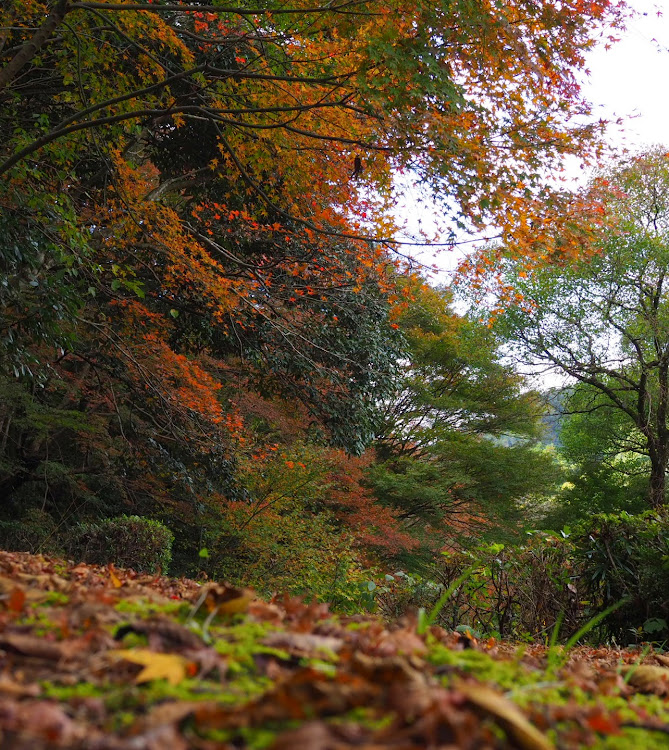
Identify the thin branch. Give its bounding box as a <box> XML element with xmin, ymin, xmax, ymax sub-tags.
<box><xmin>70</xmin><ymin>1</ymin><xmax>375</xmax><ymax>16</ymax></box>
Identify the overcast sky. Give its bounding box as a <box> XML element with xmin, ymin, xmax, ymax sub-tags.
<box><xmin>584</xmin><ymin>0</ymin><xmax>669</xmax><ymax>151</ymax></box>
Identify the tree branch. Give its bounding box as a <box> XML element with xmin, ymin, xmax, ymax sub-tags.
<box><xmin>0</xmin><ymin>0</ymin><xmax>69</xmax><ymax>95</ymax></box>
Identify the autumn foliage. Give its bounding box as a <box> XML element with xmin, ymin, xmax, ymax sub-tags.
<box><xmin>0</xmin><ymin>0</ymin><xmax>629</xmax><ymax>591</ymax></box>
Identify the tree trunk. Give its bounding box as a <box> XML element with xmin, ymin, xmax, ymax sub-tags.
<box><xmin>648</xmin><ymin>450</ymin><xmax>668</xmax><ymax>508</ymax></box>
<box><xmin>0</xmin><ymin>0</ymin><xmax>69</xmax><ymax>95</ymax></box>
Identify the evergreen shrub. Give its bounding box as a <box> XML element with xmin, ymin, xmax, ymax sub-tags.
<box><xmin>65</xmin><ymin>515</ymin><xmax>174</xmax><ymax>574</ymax></box>
<box><xmin>571</xmin><ymin>510</ymin><xmax>669</xmax><ymax>642</ymax></box>
<box><xmin>0</xmin><ymin>508</ymin><xmax>61</xmax><ymax>554</ymax></box>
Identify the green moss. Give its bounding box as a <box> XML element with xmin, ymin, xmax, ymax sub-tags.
<box><xmin>601</xmin><ymin>727</ymin><xmax>669</xmax><ymax>749</ymax></box>
<box><xmin>212</xmin><ymin>621</ymin><xmax>285</xmax><ymax>664</ymax></box>
<box><xmin>42</xmin><ymin>681</ymin><xmax>105</xmax><ymax>700</ymax></box>
<box><xmin>426</xmin><ymin>641</ymin><xmax>542</xmax><ymax>691</ymax></box>
<box><xmin>42</xmin><ymin>591</ymin><xmax>69</xmax><ymax>606</ymax></box>
<box><xmin>114</xmin><ymin>598</ymin><xmax>189</xmax><ymax>618</ymax></box>
<box><xmin>329</xmin><ymin>707</ymin><xmax>394</xmax><ymax>731</ymax></box>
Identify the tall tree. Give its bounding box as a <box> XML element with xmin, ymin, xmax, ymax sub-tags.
<box><xmin>540</xmin><ymin>383</ymin><xmax>648</xmax><ymax>528</ymax></box>
<box><xmin>0</xmin><ymin>0</ymin><xmax>627</xmax><ymax>369</ymax></box>
<box><xmin>369</xmin><ymin>281</ymin><xmax>559</xmax><ymax>555</ymax></box>
<box><xmin>474</xmin><ymin>149</ymin><xmax>669</xmax><ymax>508</ymax></box>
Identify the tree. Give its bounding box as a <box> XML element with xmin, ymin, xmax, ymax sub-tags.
<box><xmin>368</xmin><ymin>281</ymin><xmax>560</xmax><ymax>557</ymax></box>
<box><xmin>0</xmin><ymin>0</ymin><xmax>629</xmax><ymax>570</ymax></box>
<box><xmin>477</xmin><ymin>149</ymin><xmax>669</xmax><ymax>508</ymax></box>
<box><xmin>0</xmin><ymin>0</ymin><xmax>627</xmax><ymax>370</ymax></box>
<box><xmin>539</xmin><ymin>383</ymin><xmax>647</xmax><ymax>528</ymax></box>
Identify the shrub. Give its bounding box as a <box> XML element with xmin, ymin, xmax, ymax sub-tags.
<box><xmin>376</xmin><ymin>534</ymin><xmax>580</xmax><ymax>641</ymax></box>
<box><xmin>197</xmin><ymin>500</ymin><xmax>377</xmax><ymax>613</ymax></box>
<box><xmin>572</xmin><ymin>510</ymin><xmax>669</xmax><ymax>642</ymax></box>
<box><xmin>0</xmin><ymin>508</ymin><xmax>62</xmax><ymax>555</ymax></box>
<box><xmin>65</xmin><ymin>515</ymin><xmax>174</xmax><ymax>574</ymax></box>
<box><xmin>377</xmin><ymin>511</ymin><xmax>669</xmax><ymax>645</ymax></box>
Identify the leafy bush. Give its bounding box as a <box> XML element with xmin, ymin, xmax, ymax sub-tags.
<box><xmin>377</xmin><ymin>534</ymin><xmax>580</xmax><ymax>641</ymax></box>
<box><xmin>65</xmin><ymin>515</ymin><xmax>174</xmax><ymax>574</ymax></box>
<box><xmin>196</xmin><ymin>499</ymin><xmax>378</xmax><ymax>613</ymax></box>
<box><xmin>572</xmin><ymin>510</ymin><xmax>669</xmax><ymax>642</ymax></box>
<box><xmin>378</xmin><ymin>511</ymin><xmax>669</xmax><ymax>645</ymax></box>
<box><xmin>0</xmin><ymin>507</ymin><xmax>62</xmax><ymax>555</ymax></box>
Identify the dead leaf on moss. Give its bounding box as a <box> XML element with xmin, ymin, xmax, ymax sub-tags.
<box><xmin>621</xmin><ymin>664</ymin><xmax>669</xmax><ymax>694</ymax></box>
<box><xmin>206</xmin><ymin>583</ymin><xmax>254</xmax><ymax>614</ymax></box>
<box><xmin>115</xmin><ymin>618</ymin><xmax>205</xmax><ymax>650</ymax></box>
<box><xmin>0</xmin><ymin>674</ymin><xmax>41</xmax><ymax>697</ymax></box>
<box><xmin>109</xmin><ymin>649</ymin><xmax>191</xmax><ymax>686</ymax></box>
<box><xmin>0</xmin><ymin>698</ymin><xmax>85</xmax><ymax>745</ymax></box>
<box><xmin>585</xmin><ymin>708</ymin><xmax>622</xmax><ymax>736</ymax></box>
<box><xmin>141</xmin><ymin>700</ymin><xmax>205</xmax><ymax>729</ymax></box>
<box><xmin>0</xmin><ymin>632</ymin><xmax>79</xmax><ymax>661</ymax></box>
<box><xmin>262</xmin><ymin>631</ymin><xmax>343</xmax><ymax>657</ymax></box>
<box><xmin>459</xmin><ymin>683</ymin><xmax>554</xmax><ymax>750</ymax></box>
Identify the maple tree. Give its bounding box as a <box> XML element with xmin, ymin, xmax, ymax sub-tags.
<box><xmin>368</xmin><ymin>281</ymin><xmax>559</xmax><ymax>557</ymax></box>
<box><xmin>1</xmin><ymin>0</ymin><xmax>628</xmax><ymax>365</ymax></box>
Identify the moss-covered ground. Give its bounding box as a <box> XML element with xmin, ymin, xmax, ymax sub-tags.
<box><xmin>1</xmin><ymin>550</ymin><xmax>669</xmax><ymax>748</ymax></box>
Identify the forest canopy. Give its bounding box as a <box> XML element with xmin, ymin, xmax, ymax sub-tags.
<box><xmin>0</xmin><ymin>0</ymin><xmax>633</xmax><ymax>597</ymax></box>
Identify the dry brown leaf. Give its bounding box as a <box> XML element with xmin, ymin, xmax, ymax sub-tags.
<box><xmin>262</xmin><ymin>631</ymin><xmax>343</xmax><ymax>657</ymax></box>
<box><xmin>620</xmin><ymin>664</ymin><xmax>669</xmax><ymax>694</ymax></box>
<box><xmin>459</xmin><ymin>683</ymin><xmax>554</xmax><ymax>750</ymax></box>
<box><xmin>270</xmin><ymin>720</ymin><xmax>340</xmax><ymax>750</ymax></box>
<box><xmin>115</xmin><ymin>618</ymin><xmax>205</xmax><ymax>650</ymax></box>
<box><xmin>142</xmin><ymin>700</ymin><xmax>204</xmax><ymax>729</ymax></box>
<box><xmin>0</xmin><ymin>632</ymin><xmax>77</xmax><ymax>661</ymax></box>
<box><xmin>374</xmin><ymin>626</ymin><xmax>427</xmax><ymax>657</ymax></box>
<box><xmin>0</xmin><ymin>698</ymin><xmax>85</xmax><ymax>745</ymax></box>
<box><xmin>0</xmin><ymin>674</ymin><xmax>41</xmax><ymax>697</ymax></box>
<box><xmin>204</xmin><ymin>582</ymin><xmax>254</xmax><ymax>615</ymax></box>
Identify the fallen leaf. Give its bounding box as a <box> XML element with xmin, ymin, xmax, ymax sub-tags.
<box><xmin>108</xmin><ymin>564</ymin><xmax>123</xmax><ymax>589</ymax></box>
<box><xmin>7</xmin><ymin>587</ymin><xmax>25</xmax><ymax>613</ymax></box>
<box><xmin>586</xmin><ymin>708</ymin><xmax>622</xmax><ymax>735</ymax></box>
<box><xmin>115</xmin><ymin>618</ymin><xmax>204</xmax><ymax>650</ymax></box>
<box><xmin>460</xmin><ymin>683</ymin><xmax>554</xmax><ymax>750</ymax></box>
<box><xmin>0</xmin><ymin>699</ymin><xmax>85</xmax><ymax>745</ymax></box>
<box><xmin>0</xmin><ymin>674</ymin><xmax>41</xmax><ymax>697</ymax></box>
<box><xmin>109</xmin><ymin>649</ymin><xmax>190</xmax><ymax>686</ymax></box>
<box><xmin>262</xmin><ymin>631</ymin><xmax>343</xmax><ymax>657</ymax></box>
<box><xmin>621</xmin><ymin>664</ymin><xmax>669</xmax><ymax>694</ymax></box>
<box><xmin>0</xmin><ymin>633</ymin><xmax>76</xmax><ymax>661</ymax></box>
<box><xmin>204</xmin><ymin>583</ymin><xmax>254</xmax><ymax>615</ymax></box>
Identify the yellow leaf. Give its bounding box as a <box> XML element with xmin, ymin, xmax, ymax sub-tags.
<box><xmin>110</xmin><ymin>649</ymin><xmax>189</xmax><ymax>686</ymax></box>
<box><xmin>108</xmin><ymin>565</ymin><xmax>123</xmax><ymax>589</ymax></box>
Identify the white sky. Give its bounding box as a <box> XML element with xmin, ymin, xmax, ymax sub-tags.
<box><xmin>405</xmin><ymin>0</ymin><xmax>669</xmax><ymax>280</ymax></box>
<box><xmin>584</xmin><ymin>0</ymin><xmax>669</xmax><ymax>151</ymax></box>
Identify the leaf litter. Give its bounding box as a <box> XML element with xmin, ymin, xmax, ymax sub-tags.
<box><xmin>0</xmin><ymin>551</ymin><xmax>668</xmax><ymax>748</ymax></box>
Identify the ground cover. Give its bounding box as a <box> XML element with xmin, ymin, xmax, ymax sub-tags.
<box><xmin>0</xmin><ymin>551</ymin><xmax>668</xmax><ymax>748</ymax></box>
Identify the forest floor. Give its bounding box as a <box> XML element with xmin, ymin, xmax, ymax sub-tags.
<box><xmin>0</xmin><ymin>552</ymin><xmax>669</xmax><ymax>748</ymax></box>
